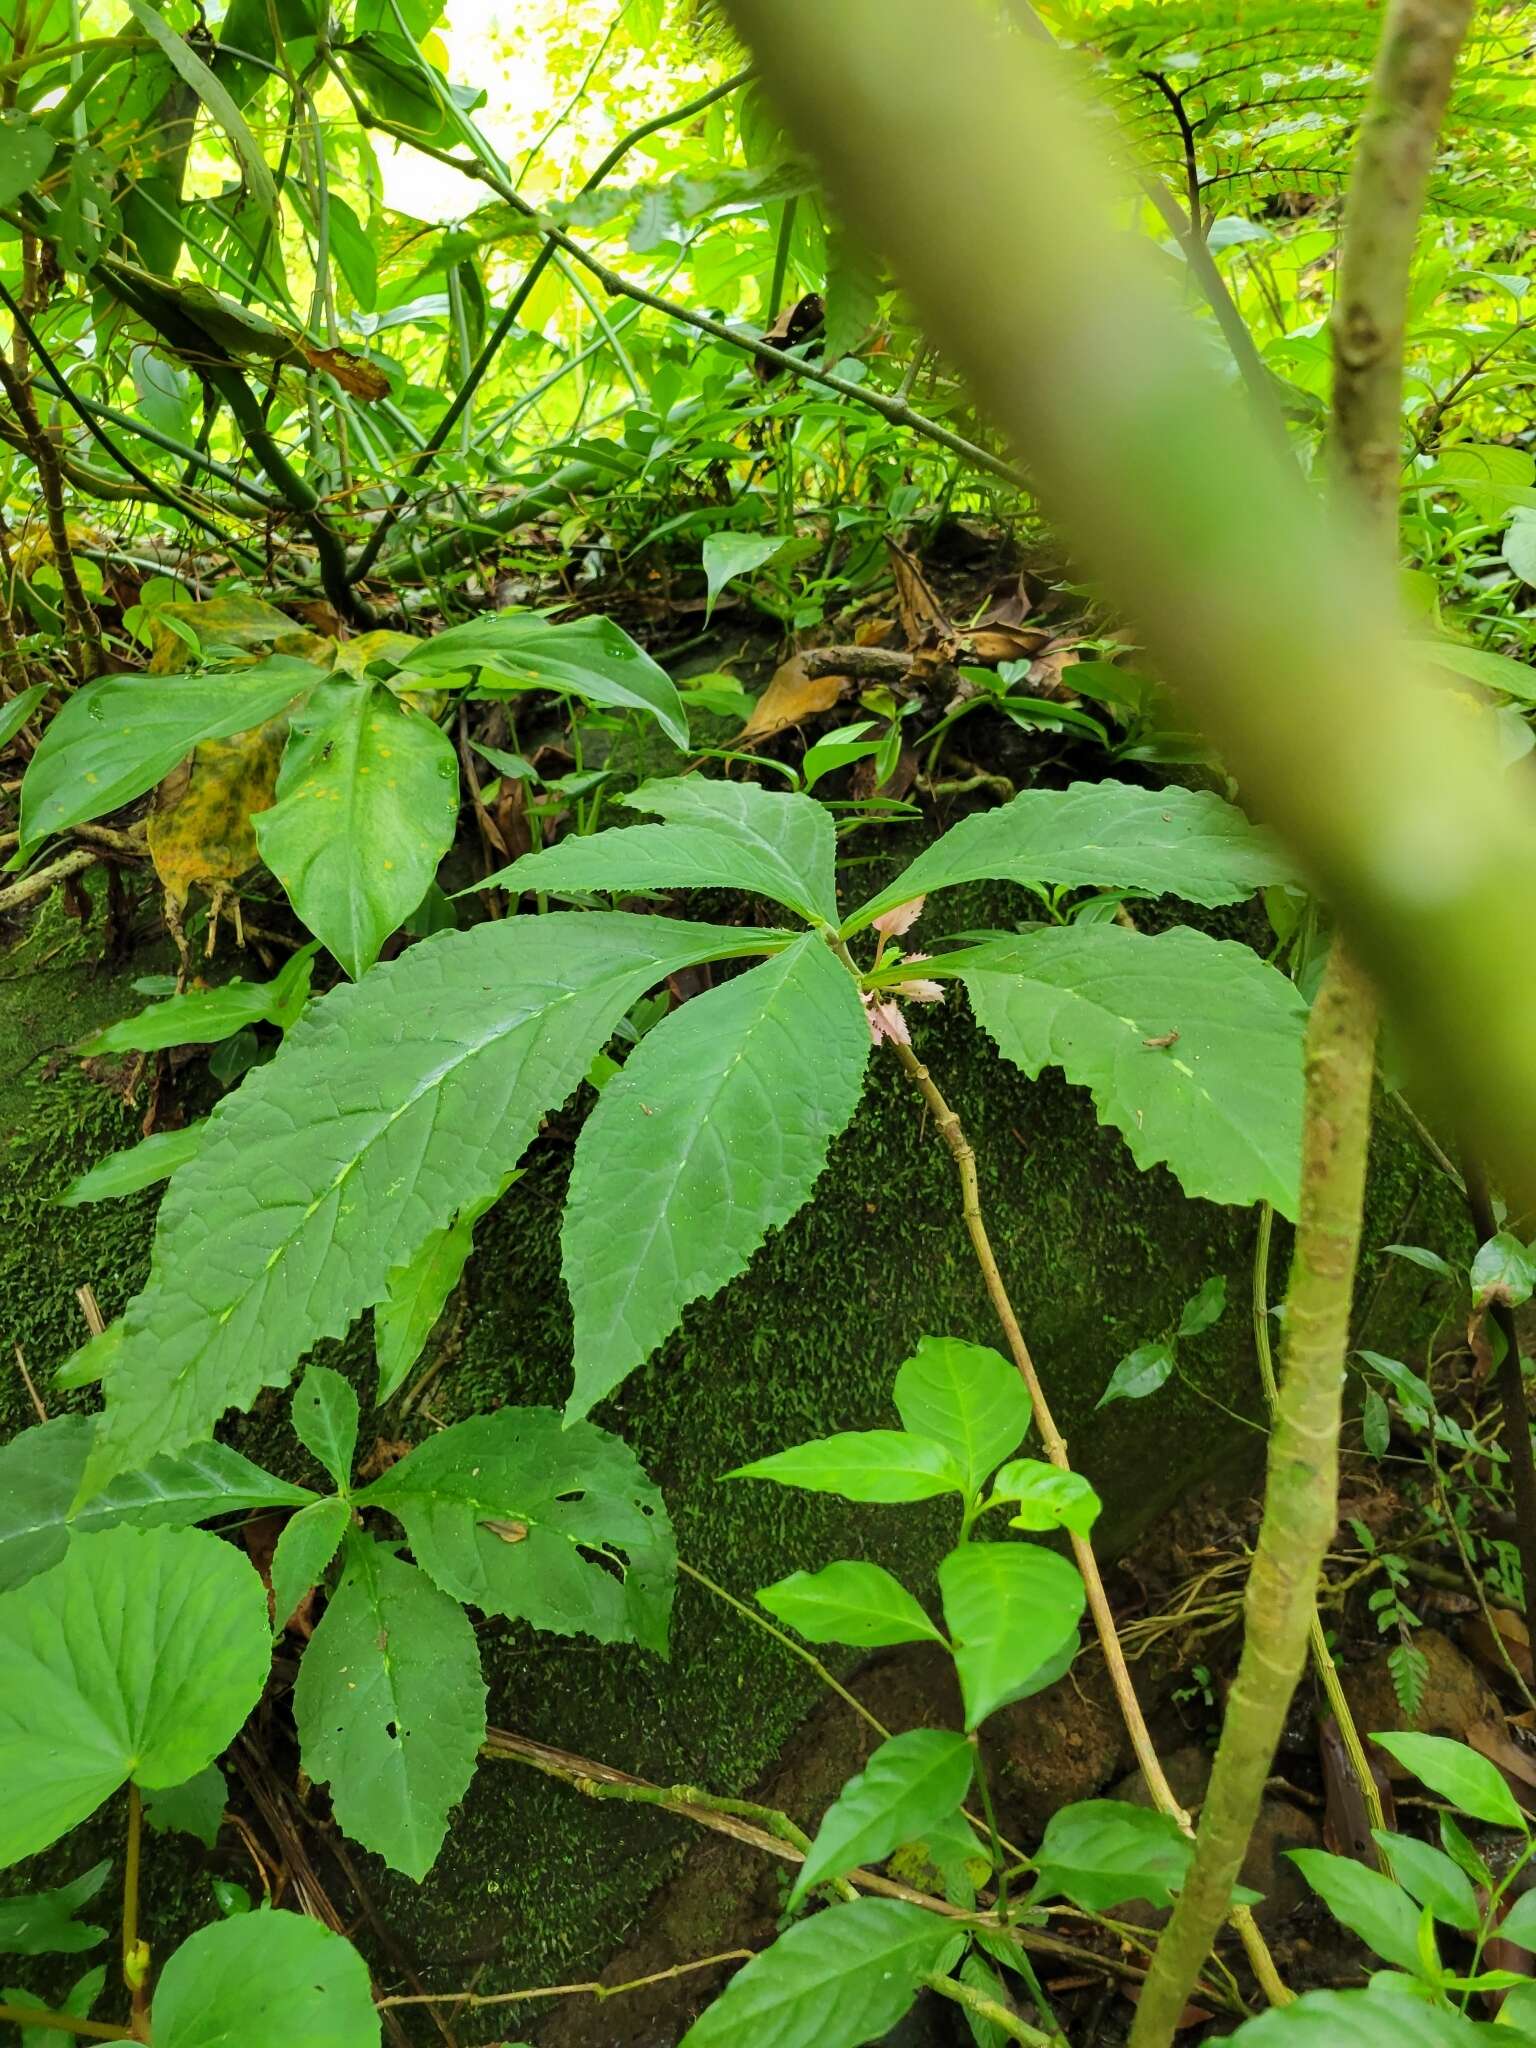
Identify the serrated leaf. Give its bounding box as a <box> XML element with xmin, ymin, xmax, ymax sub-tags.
<box><xmin>991</xmin><ymin>1459</ymin><xmax>1101</xmax><ymax>1535</ymax></box>
<box><xmin>144</xmin><ymin>1764</ymin><xmax>227</xmax><ymax>1850</ymax></box>
<box><xmin>76</xmin><ymin>943</ymin><xmax>317</xmax><ymax>1054</ymax></box>
<box><xmin>1371</xmin><ymin>1832</ymin><xmax>1479</xmax><ymax>1935</ymax></box>
<box><xmin>730</xmin><ymin>1429</ymin><xmax>964</xmax><ymax>1501</ymax></box>
<box><xmin>18</xmin><ymin>658</ymin><xmax>317</xmax><ymax>851</ymax></box>
<box><xmin>0</xmin><ymin>1863</ymin><xmax>109</xmax><ymax>1956</ymax></box>
<box><xmin>294</xmin><ymin>1534</ymin><xmax>485</xmax><ymax>1881</ymax></box>
<box><xmin>679</xmin><ymin>1897</ymin><xmax>959</xmax><ymax>2048</ymax></box>
<box><xmin>1289</xmin><ymin>1849</ymin><xmax>1425</xmax><ymax>1973</ymax></box>
<box><xmin>791</xmin><ymin>1729</ymin><xmax>973</xmax><ymax>1906</ymax></box>
<box><xmin>374</xmin><ymin>1184</ymin><xmax>506</xmax><ymax>1404</ymax></box>
<box><xmin>701</xmin><ymin>532</ymin><xmax>783</xmax><ymax>620</ymax></box>
<box><xmin>291</xmin><ymin>1366</ymin><xmax>358</xmax><ymax>1489</ymax></box>
<box><xmin>255</xmin><ymin>680</ymin><xmax>459</xmax><ymax>978</ymax></box>
<box><xmin>480</xmin><ymin>775</ymin><xmax>840</xmax><ymax>926</ymax></box>
<box><xmin>83</xmin><ymin>914</ymin><xmax>775</xmax><ymax>1493</ymax></box>
<box><xmin>152</xmin><ymin>1912</ymin><xmax>379</xmax><ymax>2048</ymax></box>
<box><xmin>1370</xmin><ymin>1732</ymin><xmax>1528</xmax><ymax>1831</ymax></box>
<box><xmin>270</xmin><ymin>1501</ymin><xmax>349</xmax><ymax>1639</ymax></box>
<box><xmin>563</xmin><ymin>933</ymin><xmax>869</xmax><ymax>1420</ymax></box>
<box><xmin>56</xmin><ymin>1122</ymin><xmax>206</xmax><ymax>1206</ymax></box>
<box><xmin>402</xmin><ymin>612</ymin><xmax>689</xmax><ymax>751</ymax></box>
<box><xmin>1096</xmin><ymin>1339</ymin><xmax>1176</xmax><ymax>1408</ymax></box>
<box><xmin>957</xmin><ymin>924</ymin><xmax>1306</xmax><ymax>1213</ymax></box>
<box><xmin>757</xmin><ymin>1560</ymin><xmax>943</xmax><ymax>1647</ymax></box>
<box><xmin>0</xmin><ymin>1525</ymin><xmax>270</xmax><ymax>1866</ymax></box>
<box><xmin>844</xmin><ymin>781</ymin><xmax>1295</xmax><ymax>934</ymax></box>
<box><xmin>892</xmin><ymin>1336</ymin><xmax>1031</xmax><ymax>1496</ymax></box>
<box><xmin>358</xmin><ymin>1407</ymin><xmax>675</xmax><ymax>1653</ymax></box>
<box><xmin>1032</xmin><ymin>1798</ymin><xmax>1193</xmax><ymax>1911</ymax></box>
<box><xmin>938</xmin><ymin>1542</ymin><xmax>1085</xmax><ymax>1729</ymax></box>
<box><xmin>0</xmin><ymin>1416</ymin><xmax>315</xmax><ymax>1595</ymax></box>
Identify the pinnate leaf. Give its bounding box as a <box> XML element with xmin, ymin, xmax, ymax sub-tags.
<box><xmin>791</xmin><ymin>1729</ymin><xmax>973</xmax><ymax>1906</ymax></box>
<box><xmin>564</xmin><ymin>933</ymin><xmax>869</xmax><ymax>1420</ymax></box>
<box><xmin>84</xmin><ymin>914</ymin><xmax>772</xmax><ymax>1493</ymax></box>
<box><xmin>294</xmin><ymin>1534</ymin><xmax>486</xmax><ymax>1881</ymax></box>
<box><xmin>958</xmin><ymin>924</ymin><xmax>1306</xmax><ymax>1214</ymax></box>
<box><xmin>152</xmin><ymin>1912</ymin><xmax>379</xmax><ymax>2048</ymax></box>
<box><xmin>679</xmin><ymin>1897</ymin><xmax>959</xmax><ymax>2048</ymax></box>
<box><xmin>0</xmin><ymin>1525</ymin><xmax>270</xmax><ymax>1866</ymax></box>
<box><xmin>939</xmin><ymin>1541</ymin><xmax>1085</xmax><ymax>1728</ymax></box>
<box><xmin>892</xmin><ymin>1335</ymin><xmax>1030</xmax><ymax>1495</ymax></box>
<box><xmin>359</xmin><ymin>1407</ymin><xmax>675</xmax><ymax>1653</ymax></box>
<box><xmin>757</xmin><ymin>1560</ymin><xmax>943</xmax><ymax>1647</ymax></box>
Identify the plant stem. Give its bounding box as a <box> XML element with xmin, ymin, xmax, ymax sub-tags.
<box><xmin>374</xmin><ymin>1950</ymin><xmax>757</xmax><ymax>2011</ymax></box>
<box><xmin>0</xmin><ymin>346</ymin><xmax>101</xmax><ymax>677</ymax></box>
<box><xmin>1128</xmin><ymin>944</ymin><xmax>1378</xmax><ymax>2045</ymax></box>
<box><xmin>0</xmin><ymin>2008</ymin><xmax>132</xmax><ymax>2041</ymax></box>
<box><xmin>883</xmin><ymin>1033</ymin><xmax>1287</xmax><ymax>2006</ymax></box>
<box><xmin>122</xmin><ymin>1781</ymin><xmax>147</xmax><ymax>2038</ymax></box>
<box><xmin>925</xmin><ymin>1970</ymin><xmax>1061</xmax><ymax>2047</ymax></box>
<box><xmin>1462</xmin><ymin>1156</ymin><xmax>1536</xmax><ymax>1629</ymax></box>
<box><xmin>1253</xmin><ymin>1200</ymin><xmax>1387</xmax><ymax>1853</ymax></box>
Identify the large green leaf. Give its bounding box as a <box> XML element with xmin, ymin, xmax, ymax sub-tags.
<box><xmin>1369</xmin><ymin>1733</ymin><xmax>1527</xmax><ymax>1832</ymax></box>
<box><xmin>358</xmin><ymin>1407</ymin><xmax>675</xmax><ymax>1653</ymax></box>
<box><xmin>152</xmin><ymin>1912</ymin><xmax>379</xmax><ymax>2048</ymax></box>
<box><xmin>124</xmin><ymin>0</ymin><xmax>277</xmax><ymax>217</ymax></box>
<box><xmin>756</xmin><ymin>1561</ymin><xmax>944</xmax><ymax>1647</ymax></box>
<box><xmin>293</xmin><ymin>1533</ymin><xmax>485</xmax><ymax>1881</ymax></box>
<box><xmin>892</xmin><ymin>1336</ymin><xmax>1030</xmax><ymax>1496</ymax></box>
<box><xmin>0</xmin><ymin>1863</ymin><xmax>109</xmax><ymax>1956</ymax></box>
<box><xmin>0</xmin><ymin>1416</ymin><xmax>315</xmax><ymax>1594</ymax></box>
<box><xmin>791</xmin><ymin>1729</ymin><xmax>974</xmax><ymax>1906</ymax></box>
<box><xmin>83</xmin><ymin>914</ymin><xmax>776</xmax><ymax>1494</ymax></box>
<box><xmin>255</xmin><ymin>680</ymin><xmax>460</xmax><ymax>978</ymax></box>
<box><xmin>680</xmin><ymin>1898</ymin><xmax>960</xmax><ymax>2048</ymax></box>
<box><xmin>480</xmin><ymin>775</ymin><xmax>840</xmax><ymax>926</ymax></box>
<box><xmin>0</xmin><ymin>1525</ymin><xmax>270</xmax><ymax>1866</ymax></box>
<box><xmin>401</xmin><ymin>612</ymin><xmax>690</xmax><ymax>750</ymax></box>
<box><xmin>844</xmin><ymin>780</ymin><xmax>1296</xmax><ymax>934</ymax></box>
<box><xmin>18</xmin><ymin>658</ymin><xmax>316</xmax><ymax>851</ymax></box>
<box><xmin>730</xmin><ymin>1429</ymin><xmax>964</xmax><ymax>1501</ymax></box>
<box><xmin>955</xmin><ymin>925</ymin><xmax>1306</xmax><ymax>1214</ymax></box>
<box><xmin>1288</xmin><ymin>1850</ymin><xmax>1423</xmax><ymax>1974</ymax></box>
<box><xmin>563</xmin><ymin>932</ymin><xmax>869</xmax><ymax>1419</ymax></box>
<box><xmin>1031</xmin><ymin>1799</ymin><xmax>1193</xmax><ymax>1911</ymax></box>
<box><xmin>938</xmin><ymin>1542</ymin><xmax>1085</xmax><ymax>1729</ymax></box>
<box><xmin>1231</xmin><ymin>1988</ymin><xmax>1492</xmax><ymax>2044</ymax></box>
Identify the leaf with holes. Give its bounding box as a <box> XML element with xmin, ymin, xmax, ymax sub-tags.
<box><xmin>892</xmin><ymin>1336</ymin><xmax>1031</xmax><ymax>1496</ymax></box>
<box><xmin>939</xmin><ymin>1542</ymin><xmax>1085</xmax><ymax>1729</ymax></box>
<box><xmin>564</xmin><ymin>932</ymin><xmax>869</xmax><ymax>1420</ymax></box>
<box><xmin>293</xmin><ymin>1532</ymin><xmax>485</xmax><ymax>1881</ymax></box>
<box><xmin>954</xmin><ymin>924</ymin><xmax>1306</xmax><ymax>1213</ymax></box>
<box><xmin>480</xmin><ymin>776</ymin><xmax>840</xmax><ymax>926</ymax></box>
<box><xmin>844</xmin><ymin>780</ymin><xmax>1295</xmax><ymax>934</ymax></box>
<box><xmin>0</xmin><ymin>1525</ymin><xmax>270</xmax><ymax>1866</ymax></box>
<box><xmin>791</xmin><ymin>1730</ymin><xmax>974</xmax><ymax>1906</ymax></box>
<box><xmin>82</xmin><ymin>914</ymin><xmax>776</xmax><ymax>1495</ymax></box>
<box><xmin>358</xmin><ymin>1407</ymin><xmax>675</xmax><ymax>1653</ymax></box>
<box><xmin>255</xmin><ymin>680</ymin><xmax>459</xmax><ymax>977</ymax></box>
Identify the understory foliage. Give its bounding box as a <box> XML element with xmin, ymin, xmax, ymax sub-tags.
<box><xmin>3</xmin><ymin>0</ymin><xmax>1536</xmax><ymax>2045</ymax></box>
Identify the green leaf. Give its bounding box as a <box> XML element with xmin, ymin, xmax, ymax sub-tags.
<box><xmin>374</xmin><ymin>1185</ymin><xmax>505</xmax><ymax>1404</ymax></box>
<box><xmin>844</xmin><ymin>780</ymin><xmax>1295</xmax><ymax>935</ymax></box>
<box><xmin>730</xmin><ymin>1429</ymin><xmax>964</xmax><ymax>1501</ymax></box>
<box><xmin>1504</xmin><ymin>515</ymin><xmax>1536</xmax><ymax>588</ymax></box>
<box><xmin>0</xmin><ymin>1863</ymin><xmax>109</xmax><ymax>1955</ymax></box>
<box><xmin>255</xmin><ymin>681</ymin><xmax>460</xmax><ymax>978</ymax></box>
<box><xmin>823</xmin><ymin>224</ymin><xmax>882</xmax><ymax>360</ymax></box>
<box><xmin>701</xmin><ymin>531</ymin><xmax>783</xmax><ymax>619</ymax></box>
<box><xmin>403</xmin><ymin>612</ymin><xmax>690</xmax><ymax>751</ymax></box>
<box><xmin>1288</xmin><ymin>1849</ymin><xmax>1426</xmax><ymax>1973</ymax></box>
<box><xmin>0</xmin><ymin>680</ymin><xmax>48</xmax><ymax>749</ymax></box>
<box><xmin>1230</xmin><ymin>1988</ymin><xmax>1490</xmax><ymax>2043</ymax></box>
<box><xmin>1372</xmin><ymin>1832</ymin><xmax>1479</xmax><ymax>1935</ymax></box>
<box><xmin>77</xmin><ymin>945</ymin><xmax>316</xmax><ymax>1054</ymax></box>
<box><xmin>479</xmin><ymin>775</ymin><xmax>840</xmax><ymax>926</ymax></box>
<box><xmin>790</xmin><ymin>1729</ymin><xmax>973</xmax><ymax>1906</ymax></box>
<box><xmin>326</xmin><ymin>193</ymin><xmax>378</xmax><ymax>312</ymax></box>
<box><xmin>1496</xmin><ymin>1888</ymin><xmax>1536</xmax><ymax>1948</ymax></box>
<box><xmin>56</xmin><ymin>1122</ymin><xmax>206</xmax><ymax>1206</ymax></box>
<box><xmin>1370</xmin><ymin>1732</ymin><xmax>1528</xmax><ymax>1831</ymax></box>
<box><xmin>152</xmin><ymin>1911</ymin><xmax>380</xmax><ymax>2048</ymax></box>
<box><xmin>291</xmin><ymin>1366</ymin><xmax>358</xmax><ymax>1490</ymax></box>
<box><xmin>0</xmin><ymin>1525</ymin><xmax>270</xmax><ymax>1866</ymax></box>
<box><xmin>1032</xmin><ymin>1798</ymin><xmax>1193</xmax><ymax>1911</ymax></box>
<box><xmin>18</xmin><ymin>658</ymin><xmax>316</xmax><ymax>851</ymax></box>
<box><xmin>938</xmin><ymin>1541</ymin><xmax>1085</xmax><ymax>1728</ymax></box>
<box><xmin>957</xmin><ymin>925</ymin><xmax>1306</xmax><ymax>1214</ymax></box>
<box><xmin>2</xmin><ymin>1967</ymin><xmax>107</xmax><ymax>2048</ymax></box>
<box><xmin>0</xmin><ymin>114</ymin><xmax>53</xmax><ymax>210</ymax></box>
<box><xmin>357</xmin><ymin>1407</ymin><xmax>675</xmax><ymax>1653</ymax></box>
<box><xmin>1470</xmin><ymin>1232</ymin><xmax>1536</xmax><ymax>1310</ymax></box>
<box><xmin>83</xmin><ymin>914</ymin><xmax>774</xmax><ymax>1493</ymax></box>
<box><xmin>564</xmin><ymin>934</ymin><xmax>869</xmax><ymax>1419</ymax></box>
<box><xmin>1096</xmin><ymin>1339</ymin><xmax>1176</xmax><ymax>1408</ymax></box>
<box><xmin>124</xmin><ymin>0</ymin><xmax>277</xmax><ymax>218</ymax></box>
<box><xmin>756</xmin><ymin>1560</ymin><xmax>943</xmax><ymax>1646</ymax></box>
<box><xmin>144</xmin><ymin>1764</ymin><xmax>226</xmax><ymax>1850</ymax></box>
<box><xmin>0</xmin><ymin>1415</ymin><xmax>315</xmax><ymax>1595</ymax></box>
<box><xmin>991</xmin><ymin>1459</ymin><xmax>1101</xmax><ymax>1535</ymax></box>
<box><xmin>892</xmin><ymin>1336</ymin><xmax>1031</xmax><ymax>1496</ymax></box>
<box><xmin>679</xmin><ymin>1897</ymin><xmax>959</xmax><ymax>2048</ymax></box>
<box><xmin>270</xmin><ymin>1501</ymin><xmax>349</xmax><ymax>1639</ymax></box>
<box><xmin>293</xmin><ymin>1533</ymin><xmax>486</xmax><ymax>1881</ymax></box>
<box><xmin>1178</xmin><ymin>1273</ymin><xmax>1228</xmax><ymax>1336</ymax></box>
<box><xmin>1414</xmin><ymin>637</ymin><xmax>1536</xmax><ymax>707</ymax></box>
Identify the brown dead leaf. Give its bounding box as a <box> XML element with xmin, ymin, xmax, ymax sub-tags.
<box><xmin>737</xmin><ymin>654</ymin><xmax>849</xmax><ymax>743</ymax></box>
<box><xmin>1321</xmin><ymin>1714</ymin><xmax>1395</xmax><ymax>1862</ymax></box>
<box><xmin>753</xmin><ymin>291</ymin><xmax>824</xmax><ymax>379</ymax></box>
<box><xmin>1467</xmin><ymin>1715</ymin><xmax>1536</xmax><ymax>1810</ymax></box>
<box><xmin>973</xmin><ymin>571</ymin><xmax>1034</xmax><ymax>631</ymax></box>
<box><xmin>886</xmin><ymin>538</ymin><xmax>958</xmax><ymax>661</ymax></box>
<box><xmin>147</xmin><ymin>716</ymin><xmax>286</xmax><ymax>908</ymax></box>
<box><xmin>480</xmin><ymin>1518</ymin><xmax>529</xmax><ymax>1544</ymax></box>
<box><xmin>355</xmin><ymin>1436</ymin><xmax>412</xmax><ymax>1483</ymax></box>
<box><xmin>854</xmin><ymin>614</ymin><xmax>897</xmax><ymax>646</ymax></box>
<box><xmin>302</xmin><ymin>344</ymin><xmax>390</xmax><ymax>402</ymax></box>
<box><xmin>959</xmin><ymin>625</ymin><xmax>1044</xmax><ymax>666</ymax></box>
<box><xmin>1026</xmin><ymin>642</ymin><xmax>1082</xmax><ymax>698</ymax></box>
<box><xmin>1465</xmin><ymin>1607</ymin><xmax>1534</xmax><ymax>1687</ymax></box>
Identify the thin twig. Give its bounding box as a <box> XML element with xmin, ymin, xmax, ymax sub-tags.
<box><xmin>13</xmin><ymin>1342</ymin><xmax>46</xmax><ymax>1422</ymax></box>
<box><xmin>375</xmin><ymin>1950</ymin><xmax>755</xmax><ymax>2011</ymax></box>
<box><xmin>0</xmin><ymin>846</ymin><xmax>96</xmax><ymax>913</ymax></box>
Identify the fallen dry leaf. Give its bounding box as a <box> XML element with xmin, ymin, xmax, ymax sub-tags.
<box><xmin>302</xmin><ymin>344</ymin><xmax>391</xmax><ymax>401</ymax></box>
<box><xmin>737</xmin><ymin>653</ymin><xmax>849</xmax><ymax>743</ymax></box>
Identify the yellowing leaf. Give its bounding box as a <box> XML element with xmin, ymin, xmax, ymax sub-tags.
<box><xmin>147</xmin><ymin>718</ymin><xmax>286</xmax><ymax>907</ymax></box>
